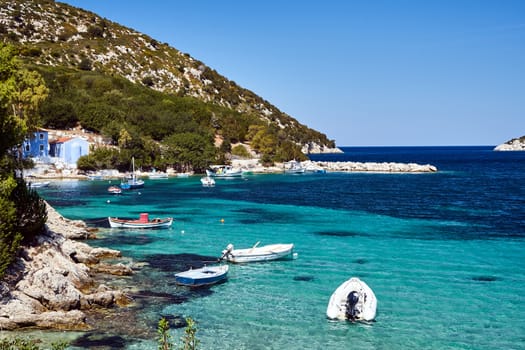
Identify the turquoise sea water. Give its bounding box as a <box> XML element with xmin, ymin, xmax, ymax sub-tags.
<box><xmin>36</xmin><ymin>147</ymin><xmax>525</xmax><ymax>349</ymax></box>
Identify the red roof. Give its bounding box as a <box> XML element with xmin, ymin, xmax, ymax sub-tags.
<box><xmin>49</xmin><ymin>137</ymin><xmax>73</xmax><ymax>144</ymax></box>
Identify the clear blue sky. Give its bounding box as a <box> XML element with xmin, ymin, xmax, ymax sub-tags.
<box><xmin>62</xmin><ymin>0</ymin><xmax>524</xmax><ymax>146</ymax></box>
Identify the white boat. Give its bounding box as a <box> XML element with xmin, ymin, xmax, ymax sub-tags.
<box><xmin>174</xmin><ymin>265</ymin><xmax>229</xmax><ymax>287</ymax></box>
<box><xmin>326</xmin><ymin>277</ymin><xmax>377</xmax><ymax>322</ymax></box>
<box><xmin>28</xmin><ymin>181</ymin><xmax>50</xmax><ymax>188</ymax></box>
<box><xmin>284</xmin><ymin>160</ymin><xmax>305</xmax><ymax>174</ymax></box>
<box><xmin>176</xmin><ymin>172</ymin><xmax>193</xmax><ymax>178</ymax></box>
<box><xmin>107</xmin><ymin>185</ymin><xmax>122</xmax><ymax>194</ymax></box>
<box><xmin>148</xmin><ymin>171</ymin><xmax>169</xmax><ymax>179</ymax></box>
<box><xmin>120</xmin><ymin>157</ymin><xmax>144</xmax><ymax>189</ymax></box>
<box><xmin>220</xmin><ymin>242</ymin><xmax>296</xmax><ymax>263</ymax></box>
<box><xmin>206</xmin><ymin>165</ymin><xmax>243</xmax><ymax>178</ymax></box>
<box><xmin>108</xmin><ymin>213</ymin><xmax>173</xmax><ymax>229</ymax></box>
<box><xmin>200</xmin><ymin>176</ymin><xmax>215</xmax><ymax>187</ymax></box>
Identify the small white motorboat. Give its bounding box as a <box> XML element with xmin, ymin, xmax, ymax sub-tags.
<box><xmin>148</xmin><ymin>172</ymin><xmax>169</xmax><ymax>179</ymax></box>
<box><xmin>28</xmin><ymin>181</ymin><xmax>50</xmax><ymax>188</ymax></box>
<box><xmin>108</xmin><ymin>213</ymin><xmax>173</xmax><ymax>229</ymax></box>
<box><xmin>326</xmin><ymin>277</ymin><xmax>377</xmax><ymax>322</ymax></box>
<box><xmin>284</xmin><ymin>160</ymin><xmax>305</xmax><ymax>174</ymax></box>
<box><xmin>206</xmin><ymin>165</ymin><xmax>243</xmax><ymax>178</ymax></box>
<box><xmin>220</xmin><ymin>242</ymin><xmax>296</xmax><ymax>263</ymax></box>
<box><xmin>174</xmin><ymin>265</ymin><xmax>229</xmax><ymax>287</ymax></box>
<box><xmin>107</xmin><ymin>185</ymin><xmax>122</xmax><ymax>194</ymax></box>
<box><xmin>200</xmin><ymin>176</ymin><xmax>215</xmax><ymax>187</ymax></box>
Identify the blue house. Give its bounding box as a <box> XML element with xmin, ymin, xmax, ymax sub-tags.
<box><xmin>49</xmin><ymin>137</ymin><xmax>89</xmax><ymax>166</ymax></box>
<box><xmin>22</xmin><ymin>129</ymin><xmax>49</xmax><ymax>159</ymax></box>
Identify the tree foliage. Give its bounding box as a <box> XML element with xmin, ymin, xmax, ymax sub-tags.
<box><xmin>0</xmin><ymin>43</ymin><xmax>48</xmax><ymax>279</ymax></box>
<box><xmin>164</xmin><ymin>133</ymin><xmax>216</xmax><ymax>173</ymax></box>
<box><xmin>31</xmin><ymin>65</ymin><xmax>320</xmax><ymax>170</ymax></box>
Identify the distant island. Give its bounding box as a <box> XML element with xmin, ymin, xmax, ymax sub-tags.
<box><xmin>494</xmin><ymin>136</ymin><xmax>525</xmax><ymax>151</ymax></box>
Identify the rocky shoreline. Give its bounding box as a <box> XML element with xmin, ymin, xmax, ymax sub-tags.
<box><xmin>494</xmin><ymin>137</ymin><xmax>525</xmax><ymax>151</ymax></box>
<box><xmin>0</xmin><ymin>203</ymin><xmax>132</xmax><ymax>331</ymax></box>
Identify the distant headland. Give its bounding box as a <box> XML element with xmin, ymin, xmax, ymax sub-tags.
<box><xmin>494</xmin><ymin>136</ymin><xmax>525</xmax><ymax>151</ymax></box>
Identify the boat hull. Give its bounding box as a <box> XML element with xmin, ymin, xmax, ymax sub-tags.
<box><xmin>222</xmin><ymin>243</ymin><xmax>295</xmax><ymax>263</ymax></box>
<box><xmin>174</xmin><ymin>265</ymin><xmax>229</xmax><ymax>287</ymax></box>
<box><xmin>206</xmin><ymin>166</ymin><xmax>243</xmax><ymax>178</ymax></box>
<box><xmin>120</xmin><ymin>180</ymin><xmax>144</xmax><ymax>190</ymax></box>
<box><xmin>28</xmin><ymin>181</ymin><xmax>50</xmax><ymax>188</ymax></box>
<box><xmin>200</xmin><ymin>176</ymin><xmax>215</xmax><ymax>187</ymax></box>
<box><xmin>107</xmin><ymin>186</ymin><xmax>122</xmax><ymax>194</ymax></box>
<box><xmin>326</xmin><ymin>277</ymin><xmax>377</xmax><ymax>322</ymax></box>
<box><xmin>108</xmin><ymin>217</ymin><xmax>173</xmax><ymax>229</ymax></box>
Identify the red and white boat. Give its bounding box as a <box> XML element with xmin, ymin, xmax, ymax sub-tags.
<box><xmin>107</xmin><ymin>185</ymin><xmax>122</xmax><ymax>194</ymax></box>
<box><xmin>108</xmin><ymin>213</ymin><xmax>173</xmax><ymax>229</ymax></box>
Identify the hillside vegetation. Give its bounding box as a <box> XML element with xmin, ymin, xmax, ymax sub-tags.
<box><xmin>0</xmin><ymin>0</ymin><xmax>337</xmax><ymax>170</ymax></box>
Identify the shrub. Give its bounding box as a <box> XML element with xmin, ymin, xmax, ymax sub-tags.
<box><xmin>11</xmin><ymin>179</ymin><xmax>47</xmax><ymax>244</ymax></box>
<box><xmin>0</xmin><ymin>337</ymin><xmax>67</xmax><ymax>349</ymax></box>
<box><xmin>231</xmin><ymin>144</ymin><xmax>251</xmax><ymax>159</ymax></box>
<box><xmin>78</xmin><ymin>58</ymin><xmax>92</xmax><ymax>71</ymax></box>
<box><xmin>0</xmin><ymin>195</ymin><xmax>22</xmax><ymax>279</ymax></box>
<box><xmin>142</xmin><ymin>76</ymin><xmax>154</xmax><ymax>87</ymax></box>
<box><xmin>20</xmin><ymin>46</ymin><xmax>42</xmax><ymax>57</ymax></box>
<box><xmin>157</xmin><ymin>317</ymin><xmax>173</xmax><ymax>350</ymax></box>
<box><xmin>87</xmin><ymin>25</ymin><xmax>104</xmax><ymax>38</ymax></box>
<box><xmin>180</xmin><ymin>317</ymin><xmax>200</xmax><ymax>350</ymax></box>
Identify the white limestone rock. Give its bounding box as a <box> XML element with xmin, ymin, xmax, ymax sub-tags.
<box><xmin>0</xmin><ymin>202</ymin><xmax>131</xmax><ymax>330</ymax></box>
<box><xmin>308</xmin><ymin>160</ymin><xmax>437</xmax><ymax>173</ymax></box>
<box><xmin>302</xmin><ymin>142</ymin><xmax>343</xmax><ymax>154</ymax></box>
<box><xmin>494</xmin><ymin>137</ymin><xmax>525</xmax><ymax>151</ymax></box>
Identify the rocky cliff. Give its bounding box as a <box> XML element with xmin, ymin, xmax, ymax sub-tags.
<box><xmin>0</xmin><ymin>203</ymin><xmax>132</xmax><ymax>330</ymax></box>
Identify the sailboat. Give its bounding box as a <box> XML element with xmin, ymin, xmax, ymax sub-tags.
<box><xmin>120</xmin><ymin>157</ymin><xmax>145</xmax><ymax>190</ymax></box>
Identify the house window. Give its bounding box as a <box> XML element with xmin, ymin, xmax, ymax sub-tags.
<box><xmin>25</xmin><ymin>144</ymin><xmax>30</xmax><ymax>152</ymax></box>
<box><xmin>39</xmin><ymin>133</ymin><xmax>44</xmax><ymax>140</ymax></box>
<box><xmin>39</xmin><ymin>145</ymin><xmax>44</xmax><ymax>151</ymax></box>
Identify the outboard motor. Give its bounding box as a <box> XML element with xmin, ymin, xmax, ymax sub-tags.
<box><xmin>219</xmin><ymin>244</ymin><xmax>234</xmax><ymax>261</ymax></box>
<box><xmin>345</xmin><ymin>291</ymin><xmax>360</xmax><ymax>321</ymax></box>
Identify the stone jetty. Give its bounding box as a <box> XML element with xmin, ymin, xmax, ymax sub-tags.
<box><xmin>233</xmin><ymin>159</ymin><xmax>437</xmax><ymax>173</ymax></box>
<box><xmin>303</xmin><ymin>160</ymin><xmax>437</xmax><ymax>173</ymax></box>
<box><xmin>0</xmin><ymin>203</ymin><xmax>132</xmax><ymax>330</ymax></box>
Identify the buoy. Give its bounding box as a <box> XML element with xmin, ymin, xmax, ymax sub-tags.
<box><xmin>138</xmin><ymin>192</ymin><xmax>141</xmax><ymax>195</ymax></box>
<box><xmin>181</xmin><ymin>230</ymin><xmax>185</xmax><ymax>234</ymax></box>
<box><xmin>106</xmin><ymin>200</ymin><xmax>110</xmax><ymax>204</ymax></box>
<box><xmin>220</xmin><ymin>218</ymin><xmax>225</xmax><ymax>223</ymax></box>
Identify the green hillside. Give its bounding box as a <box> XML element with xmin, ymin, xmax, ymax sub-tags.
<box><xmin>0</xmin><ymin>0</ymin><xmax>337</xmax><ymax>171</ymax></box>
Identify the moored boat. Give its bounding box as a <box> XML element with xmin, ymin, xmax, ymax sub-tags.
<box><xmin>28</xmin><ymin>181</ymin><xmax>50</xmax><ymax>188</ymax></box>
<box><xmin>200</xmin><ymin>176</ymin><xmax>215</xmax><ymax>187</ymax></box>
<box><xmin>206</xmin><ymin>165</ymin><xmax>243</xmax><ymax>178</ymax></box>
<box><xmin>147</xmin><ymin>171</ymin><xmax>169</xmax><ymax>179</ymax></box>
<box><xmin>174</xmin><ymin>265</ymin><xmax>229</xmax><ymax>287</ymax></box>
<box><xmin>108</xmin><ymin>213</ymin><xmax>173</xmax><ymax>229</ymax></box>
<box><xmin>120</xmin><ymin>157</ymin><xmax>144</xmax><ymax>189</ymax></box>
<box><xmin>220</xmin><ymin>242</ymin><xmax>296</xmax><ymax>263</ymax></box>
<box><xmin>107</xmin><ymin>185</ymin><xmax>122</xmax><ymax>194</ymax></box>
<box><xmin>326</xmin><ymin>277</ymin><xmax>377</xmax><ymax>322</ymax></box>
<box><xmin>284</xmin><ymin>160</ymin><xmax>305</xmax><ymax>174</ymax></box>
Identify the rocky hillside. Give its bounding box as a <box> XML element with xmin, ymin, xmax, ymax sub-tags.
<box><xmin>0</xmin><ymin>0</ymin><xmax>337</xmax><ymax>152</ymax></box>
